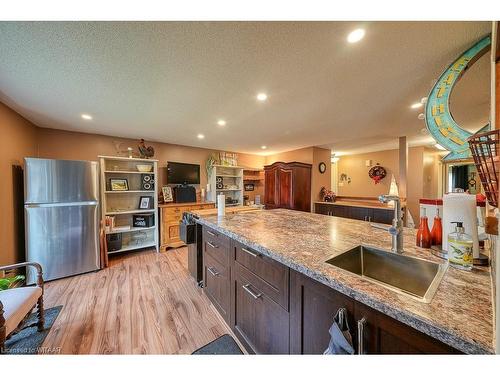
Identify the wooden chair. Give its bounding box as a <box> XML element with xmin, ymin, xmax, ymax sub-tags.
<box><xmin>0</xmin><ymin>262</ymin><xmax>44</xmax><ymax>354</ymax></box>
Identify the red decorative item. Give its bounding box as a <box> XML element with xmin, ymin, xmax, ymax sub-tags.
<box><xmin>416</xmin><ymin>208</ymin><xmax>431</xmax><ymax>248</ymax></box>
<box><xmin>368</xmin><ymin>164</ymin><xmax>387</xmax><ymax>184</ymax></box>
<box><xmin>430</xmin><ymin>208</ymin><xmax>442</xmax><ymax>247</ymax></box>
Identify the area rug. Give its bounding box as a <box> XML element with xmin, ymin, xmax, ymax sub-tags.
<box><xmin>3</xmin><ymin>305</ymin><xmax>62</xmax><ymax>355</ymax></box>
<box><xmin>192</xmin><ymin>334</ymin><xmax>243</xmax><ymax>355</ymax></box>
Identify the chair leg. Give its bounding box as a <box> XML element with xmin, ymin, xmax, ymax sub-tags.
<box><xmin>0</xmin><ymin>325</ymin><xmax>5</xmax><ymax>354</ymax></box>
<box><xmin>36</xmin><ymin>296</ymin><xmax>45</xmax><ymax>332</ymax></box>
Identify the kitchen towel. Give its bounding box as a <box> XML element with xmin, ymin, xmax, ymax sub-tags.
<box><xmin>442</xmin><ymin>191</ymin><xmax>479</xmax><ymax>258</ymax></box>
<box><xmin>323</xmin><ymin>308</ymin><xmax>354</xmax><ymax>355</ymax></box>
<box><xmin>217</xmin><ymin>194</ymin><xmax>226</xmax><ymax>216</ymax></box>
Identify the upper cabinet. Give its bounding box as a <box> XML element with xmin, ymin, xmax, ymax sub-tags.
<box><xmin>264</xmin><ymin>162</ymin><xmax>312</xmax><ymax>212</ymax></box>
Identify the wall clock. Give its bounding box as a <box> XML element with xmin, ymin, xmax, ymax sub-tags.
<box><xmin>318</xmin><ymin>162</ymin><xmax>326</xmax><ymax>174</ymax></box>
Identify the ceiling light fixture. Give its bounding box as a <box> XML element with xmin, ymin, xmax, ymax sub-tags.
<box><xmin>257</xmin><ymin>93</ymin><xmax>268</xmax><ymax>102</ymax></box>
<box><xmin>197</xmin><ymin>134</ymin><xmax>205</xmax><ymax>139</ymax></box>
<box><xmin>81</xmin><ymin>114</ymin><xmax>93</xmax><ymax>120</ymax></box>
<box><xmin>411</xmin><ymin>102</ymin><xmax>423</xmax><ymax>109</ymax></box>
<box><xmin>261</xmin><ymin>145</ymin><xmax>267</xmax><ymax>150</ymax></box>
<box><xmin>418</xmin><ymin>113</ymin><xmax>425</xmax><ymax>120</ymax></box>
<box><xmin>435</xmin><ymin>143</ymin><xmax>446</xmax><ymax>151</ymax></box>
<box><xmin>217</xmin><ymin>119</ymin><xmax>226</xmax><ymax>126</ymax></box>
<box><xmin>347</xmin><ymin>28</ymin><xmax>365</xmax><ymax>43</ymax></box>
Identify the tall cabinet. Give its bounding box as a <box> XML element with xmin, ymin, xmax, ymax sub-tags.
<box><xmin>264</xmin><ymin>162</ymin><xmax>312</xmax><ymax>212</ymax></box>
<box><xmin>99</xmin><ymin>156</ymin><xmax>159</xmax><ymax>255</ymax></box>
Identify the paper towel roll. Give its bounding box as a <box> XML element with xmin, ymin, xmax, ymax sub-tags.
<box><xmin>442</xmin><ymin>192</ymin><xmax>479</xmax><ymax>258</ymax></box>
<box><xmin>217</xmin><ymin>194</ymin><xmax>226</xmax><ymax>216</ymax></box>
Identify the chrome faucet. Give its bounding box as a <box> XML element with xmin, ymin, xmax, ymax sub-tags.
<box><xmin>370</xmin><ymin>195</ymin><xmax>404</xmax><ymax>254</ymax></box>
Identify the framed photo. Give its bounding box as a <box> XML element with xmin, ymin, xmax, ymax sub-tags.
<box><xmin>244</xmin><ymin>183</ymin><xmax>255</xmax><ymax>191</ymax></box>
<box><xmin>110</xmin><ymin>178</ymin><xmax>129</xmax><ymax>191</ymax></box>
<box><xmin>139</xmin><ymin>196</ymin><xmax>153</xmax><ymax>209</ymax></box>
<box><xmin>162</xmin><ymin>186</ymin><xmax>173</xmax><ymax>203</ymax></box>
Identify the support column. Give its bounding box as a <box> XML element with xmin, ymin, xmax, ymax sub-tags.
<box><xmin>399</xmin><ymin>136</ymin><xmax>408</xmax><ymax>226</ymax></box>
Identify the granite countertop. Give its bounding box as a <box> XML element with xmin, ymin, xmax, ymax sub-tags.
<box><xmin>196</xmin><ymin>209</ymin><xmax>494</xmax><ymax>354</ymax></box>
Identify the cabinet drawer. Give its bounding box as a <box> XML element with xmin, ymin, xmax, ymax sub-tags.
<box><xmin>233</xmin><ymin>261</ymin><xmax>288</xmax><ymax>310</ymax></box>
<box><xmin>233</xmin><ymin>264</ymin><xmax>290</xmax><ymax>354</ymax></box>
<box><xmin>233</xmin><ymin>241</ymin><xmax>289</xmax><ymax>309</ymax></box>
<box><xmin>203</xmin><ymin>226</ymin><xmax>230</xmax><ymax>249</ymax></box>
<box><xmin>204</xmin><ymin>253</ymin><xmax>230</xmax><ymax>323</ymax></box>
<box><xmin>163</xmin><ymin>206</ymin><xmax>185</xmax><ymax>217</ymax></box>
<box><xmin>203</xmin><ymin>228</ymin><xmax>230</xmax><ymax>265</ymax></box>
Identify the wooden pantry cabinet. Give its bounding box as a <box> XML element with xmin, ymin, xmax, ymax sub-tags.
<box><xmin>159</xmin><ymin>202</ymin><xmax>214</xmax><ymax>250</ymax></box>
<box><xmin>264</xmin><ymin>162</ymin><xmax>311</xmax><ymax>212</ymax></box>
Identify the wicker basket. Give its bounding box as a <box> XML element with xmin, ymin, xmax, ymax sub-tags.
<box><xmin>468</xmin><ymin>129</ymin><xmax>499</xmax><ymax>207</ymax></box>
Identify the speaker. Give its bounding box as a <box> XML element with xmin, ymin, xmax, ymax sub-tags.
<box><xmin>106</xmin><ymin>233</ymin><xmax>122</xmax><ymax>252</ymax></box>
<box><xmin>174</xmin><ymin>184</ymin><xmax>196</xmax><ymax>203</ymax></box>
<box><xmin>141</xmin><ymin>174</ymin><xmax>155</xmax><ymax>191</ymax></box>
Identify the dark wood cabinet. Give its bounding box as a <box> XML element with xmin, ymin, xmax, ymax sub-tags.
<box><xmin>314</xmin><ymin>202</ymin><xmax>394</xmax><ymax>225</ymax></box>
<box><xmin>264</xmin><ymin>162</ymin><xmax>312</xmax><ymax>212</ymax></box>
<box><xmin>200</xmin><ymin>225</ymin><xmax>460</xmax><ymax>355</ymax></box>
<box><xmin>232</xmin><ymin>262</ymin><xmax>290</xmax><ymax>354</ymax></box>
<box><xmin>289</xmin><ymin>270</ymin><xmax>459</xmax><ymax>354</ymax></box>
<box><xmin>203</xmin><ymin>253</ymin><xmax>231</xmax><ymax>323</ymax></box>
<box><xmin>354</xmin><ymin>303</ymin><xmax>459</xmax><ymax>354</ymax></box>
<box><xmin>290</xmin><ymin>269</ymin><xmax>355</xmax><ymax>354</ymax></box>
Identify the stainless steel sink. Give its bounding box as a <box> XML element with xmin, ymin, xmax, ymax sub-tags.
<box><xmin>326</xmin><ymin>245</ymin><xmax>447</xmax><ymax>303</ymax></box>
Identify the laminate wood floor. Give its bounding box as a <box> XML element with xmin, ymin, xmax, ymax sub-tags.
<box><xmin>42</xmin><ymin>247</ymin><xmax>233</xmax><ymax>354</ymax></box>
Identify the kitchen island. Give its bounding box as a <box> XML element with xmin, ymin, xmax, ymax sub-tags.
<box><xmin>195</xmin><ymin>209</ymin><xmax>494</xmax><ymax>354</ymax></box>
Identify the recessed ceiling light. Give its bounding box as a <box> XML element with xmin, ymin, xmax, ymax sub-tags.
<box><xmin>435</xmin><ymin>144</ymin><xmax>446</xmax><ymax>151</ymax></box>
<box><xmin>217</xmin><ymin>119</ymin><xmax>226</xmax><ymax>126</ymax></box>
<box><xmin>347</xmin><ymin>28</ymin><xmax>365</xmax><ymax>43</ymax></box>
<box><xmin>411</xmin><ymin>102</ymin><xmax>423</xmax><ymax>109</ymax></box>
<box><xmin>197</xmin><ymin>134</ymin><xmax>205</xmax><ymax>139</ymax></box>
<box><xmin>257</xmin><ymin>93</ymin><xmax>268</xmax><ymax>102</ymax></box>
<box><xmin>81</xmin><ymin>114</ymin><xmax>93</xmax><ymax>120</ymax></box>
<box><xmin>261</xmin><ymin>145</ymin><xmax>267</xmax><ymax>150</ymax></box>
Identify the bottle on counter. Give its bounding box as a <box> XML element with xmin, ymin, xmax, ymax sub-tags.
<box><xmin>416</xmin><ymin>207</ymin><xmax>431</xmax><ymax>248</ymax></box>
<box><xmin>448</xmin><ymin>221</ymin><xmax>473</xmax><ymax>271</ymax></box>
<box><xmin>430</xmin><ymin>207</ymin><xmax>442</xmax><ymax>247</ymax></box>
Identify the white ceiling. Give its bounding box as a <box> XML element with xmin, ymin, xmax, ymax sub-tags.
<box><xmin>0</xmin><ymin>21</ymin><xmax>491</xmax><ymax>156</ymax></box>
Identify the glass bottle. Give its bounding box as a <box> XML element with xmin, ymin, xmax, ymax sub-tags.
<box><xmin>448</xmin><ymin>222</ymin><xmax>473</xmax><ymax>271</ymax></box>
<box><xmin>430</xmin><ymin>207</ymin><xmax>442</xmax><ymax>247</ymax></box>
<box><xmin>416</xmin><ymin>207</ymin><xmax>431</xmax><ymax>248</ymax></box>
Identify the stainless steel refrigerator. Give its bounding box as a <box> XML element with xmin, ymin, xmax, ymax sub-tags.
<box><xmin>24</xmin><ymin>158</ymin><xmax>100</xmax><ymax>283</ymax></box>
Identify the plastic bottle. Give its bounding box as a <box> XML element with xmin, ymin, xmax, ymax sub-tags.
<box><xmin>430</xmin><ymin>208</ymin><xmax>442</xmax><ymax>247</ymax></box>
<box><xmin>448</xmin><ymin>222</ymin><xmax>473</xmax><ymax>271</ymax></box>
<box><xmin>416</xmin><ymin>207</ymin><xmax>431</xmax><ymax>248</ymax></box>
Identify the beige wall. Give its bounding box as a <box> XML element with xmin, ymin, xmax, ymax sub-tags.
<box><xmin>265</xmin><ymin>147</ymin><xmax>313</xmax><ymax>165</ymax></box>
<box><xmin>0</xmin><ymin>102</ymin><xmax>38</xmax><ymax>265</ymax></box>
<box><xmin>336</xmin><ymin>146</ymin><xmax>442</xmax><ymax>222</ymax></box>
<box><xmin>337</xmin><ymin>149</ymin><xmax>399</xmax><ymax>198</ymax></box>
<box><xmin>36</xmin><ymin>128</ymin><xmax>266</xmax><ymax>188</ymax></box>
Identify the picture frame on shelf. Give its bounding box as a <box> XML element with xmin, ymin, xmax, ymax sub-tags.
<box><xmin>110</xmin><ymin>178</ymin><xmax>129</xmax><ymax>191</ymax></box>
<box><xmin>139</xmin><ymin>196</ymin><xmax>153</xmax><ymax>209</ymax></box>
<box><xmin>244</xmin><ymin>183</ymin><xmax>255</xmax><ymax>191</ymax></box>
<box><xmin>162</xmin><ymin>186</ymin><xmax>173</xmax><ymax>203</ymax></box>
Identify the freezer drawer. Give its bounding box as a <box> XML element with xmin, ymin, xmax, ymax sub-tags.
<box><xmin>24</xmin><ymin>158</ymin><xmax>99</xmax><ymax>204</ymax></box>
<box><xmin>25</xmin><ymin>203</ymin><xmax>100</xmax><ymax>283</ymax></box>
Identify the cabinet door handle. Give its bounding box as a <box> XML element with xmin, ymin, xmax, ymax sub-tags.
<box><xmin>207</xmin><ymin>267</ymin><xmax>220</xmax><ymax>277</ymax></box>
<box><xmin>357</xmin><ymin>317</ymin><xmax>367</xmax><ymax>354</ymax></box>
<box><xmin>206</xmin><ymin>230</ymin><xmax>217</xmax><ymax>237</ymax></box>
<box><xmin>242</xmin><ymin>283</ymin><xmax>262</xmax><ymax>299</ymax></box>
<box><xmin>206</xmin><ymin>241</ymin><xmax>218</xmax><ymax>249</ymax></box>
<box><xmin>241</xmin><ymin>247</ymin><xmax>259</xmax><ymax>257</ymax></box>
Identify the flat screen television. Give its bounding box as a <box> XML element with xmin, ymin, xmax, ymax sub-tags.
<box><xmin>167</xmin><ymin>162</ymin><xmax>200</xmax><ymax>184</ymax></box>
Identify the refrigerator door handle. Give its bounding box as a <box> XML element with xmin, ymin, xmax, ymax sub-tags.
<box><xmin>25</xmin><ymin>201</ymin><xmax>98</xmax><ymax>208</ymax></box>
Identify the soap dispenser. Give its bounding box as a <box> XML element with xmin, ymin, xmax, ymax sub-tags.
<box><xmin>448</xmin><ymin>221</ymin><xmax>473</xmax><ymax>271</ymax></box>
